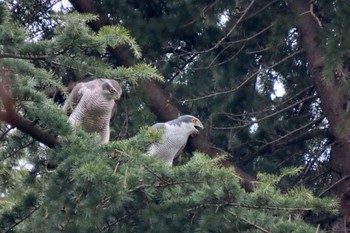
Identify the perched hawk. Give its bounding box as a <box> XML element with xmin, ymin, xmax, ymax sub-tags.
<box><xmin>146</xmin><ymin>115</ymin><xmax>204</xmax><ymax>166</ymax></box>
<box><xmin>63</xmin><ymin>79</ymin><xmax>122</xmax><ymax>144</ymax></box>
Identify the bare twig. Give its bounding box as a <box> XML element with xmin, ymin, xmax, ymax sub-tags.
<box><xmin>221</xmin><ymin>23</ymin><xmax>273</xmax><ymax>47</ymax></box>
<box><xmin>182</xmin><ymin>50</ymin><xmax>303</xmax><ymax>102</ymax></box>
<box><xmin>318</xmin><ymin>175</ymin><xmax>350</xmax><ymax>197</ymax></box>
<box><xmin>245</xmin><ymin>0</ymin><xmax>279</xmax><ymax>21</ymax></box>
<box><xmin>315</xmin><ymin>224</ymin><xmax>320</xmax><ymax>233</ymax></box>
<box><xmin>4</xmin><ymin>205</ymin><xmax>40</xmax><ymax>233</ymax></box>
<box><xmin>194</xmin><ymin>43</ymin><xmax>246</xmax><ymax>71</ymax></box>
<box><xmin>212</xmin><ymin>85</ymin><xmax>314</xmax><ymax>120</ymax></box>
<box><xmin>0</xmin><ymin>125</ymin><xmax>14</xmax><ymax>140</ymax></box>
<box><xmin>299</xmin><ymin>1</ymin><xmax>322</xmax><ymax>28</ymax></box>
<box><xmin>212</xmin><ymin>94</ymin><xmax>318</xmax><ymax>130</ymax></box>
<box><xmin>239</xmin><ymin>116</ymin><xmax>326</xmax><ymax>165</ymax></box>
<box><xmin>98</xmin><ymin>210</ymin><xmax>138</xmax><ymax>233</ymax></box>
<box><xmin>235</xmin><ymin>214</ymin><xmax>270</xmax><ymax>233</ymax></box>
<box><xmin>197</xmin><ymin>0</ymin><xmax>256</xmax><ymax>54</ymax></box>
<box><xmin>166</xmin><ymin>54</ymin><xmax>197</xmax><ymax>85</ymax></box>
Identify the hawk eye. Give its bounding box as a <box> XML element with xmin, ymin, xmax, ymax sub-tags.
<box><xmin>109</xmin><ymin>88</ymin><xmax>115</xmax><ymax>93</ymax></box>
<box><xmin>191</xmin><ymin>118</ymin><xmax>197</xmax><ymax>123</ymax></box>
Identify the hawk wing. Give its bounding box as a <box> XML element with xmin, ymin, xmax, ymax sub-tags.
<box><xmin>150</xmin><ymin>122</ymin><xmax>183</xmax><ymax>165</ymax></box>
<box><xmin>63</xmin><ymin>80</ymin><xmax>103</xmax><ymax>116</ymax></box>
<box><xmin>149</xmin><ymin>122</ymin><xmax>166</xmax><ymax>145</ymax></box>
<box><xmin>174</xmin><ymin>144</ymin><xmax>186</xmax><ymax>164</ymax></box>
<box><xmin>151</xmin><ymin>122</ymin><xmax>166</xmax><ymax>129</ymax></box>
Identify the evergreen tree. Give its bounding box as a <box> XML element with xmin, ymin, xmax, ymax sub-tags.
<box><xmin>0</xmin><ymin>0</ymin><xmax>349</xmax><ymax>232</ymax></box>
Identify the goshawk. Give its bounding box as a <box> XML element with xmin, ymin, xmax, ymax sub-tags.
<box><xmin>63</xmin><ymin>79</ymin><xmax>122</xmax><ymax>143</ymax></box>
<box><xmin>146</xmin><ymin>115</ymin><xmax>204</xmax><ymax>166</ymax></box>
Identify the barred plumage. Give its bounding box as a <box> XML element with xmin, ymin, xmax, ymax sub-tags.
<box><xmin>63</xmin><ymin>79</ymin><xmax>122</xmax><ymax>143</ymax></box>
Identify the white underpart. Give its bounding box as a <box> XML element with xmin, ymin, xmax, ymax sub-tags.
<box><xmin>147</xmin><ymin>122</ymin><xmax>198</xmax><ymax>166</ymax></box>
<box><xmin>68</xmin><ymin>87</ymin><xmax>114</xmax><ymax>143</ymax></box>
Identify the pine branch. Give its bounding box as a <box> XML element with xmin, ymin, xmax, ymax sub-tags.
<box><xmin>238</xmin><ymin>217</ymin><xmax>270</xmax><ymax>232</ymax></box>
<box><xmin>1</xmin><ymin>139</ymin><xmax>35</xmax><ymax>160</ymax></box>
<box><xmin>142</xmin><ymin>164</ymin><xmax>171</xmax><ymax>186</ymax></box>
<box><xmin>234</xmin><ymin>214</ymin><xmax>270</xmax><ymax>233</ymax></box>
<box><xmin>188</xmin><ymin>202</ymin><xmax>315</xmax><ymax>213</ymax></box>
<box><xmin>295</xmin><ymin>143</ymin><xmax>334</xmax><ymax>185</ymax></box>
<box><xmin>98</xmin><ymin>210</ymin><xmax>138</xmax><ymax>233</ymax></box>
<box><xmin>0</xmin><ymin>82</ymin><xmax>59</xmax><ymax>149</ymax></box>
<box><xmin>0</xmin><ymin>53</ymin><xmax>48</xmax><ymax>60</ymax></box>
<box><xmin>69</xmin><ymin>0</ymin><xmax>134</xmax><ymax>67</ymax></box>
<box><xmin>4</xmin><ymin>205</ymin><xmax>40</xmax><ymax>233</ymax></box>
<box><xmin>0</xmin><ymin>41</ymin><xmax>76</xmax><ymax>61</ymax></box>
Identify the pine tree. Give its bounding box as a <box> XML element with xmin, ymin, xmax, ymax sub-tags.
<box><xmin>70</xmin><ymin>0</ymin><xmax>350</xmax><ymax>230</ymax></box>
<box><xmin>1</xmin><ymin>0</ymin><xmax>349</xmax><ymax>232</ymax></box>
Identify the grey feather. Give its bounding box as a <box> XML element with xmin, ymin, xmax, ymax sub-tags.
<box><xmin>151</xmin><ymin>122</ymin><xmax>165</xmax><ymax>129</ymax></box>
<box><xmin>146</xmin><ymin>115</ymin><xmax>203</xmax><ymax>166</ymax></box>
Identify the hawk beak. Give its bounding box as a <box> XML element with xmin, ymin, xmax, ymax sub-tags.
<box><xmin>195</xmin><ymin>122</ymin><xmax>204</xmax><ymax>130</ymax></box>
<box><xmin>114</xmin><ymin>95</ymin><xmax>120</xmax><ymax>101</ymax></box>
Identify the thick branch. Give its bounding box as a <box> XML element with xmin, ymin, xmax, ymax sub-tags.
<box><xmin>0</xmin><ymin>83</ymin><xmax>58</xmax><ymax>149</ymax></box>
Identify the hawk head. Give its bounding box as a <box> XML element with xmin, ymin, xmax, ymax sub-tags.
<box><xmin>101</xmin><ymin>79</ymin><xmax>122</xmax><ymax>101</ymax></box>
<box><xmin>168</xmin><ymin>115</ymin><xmax>204</xmax><ymax>134</ymax></box>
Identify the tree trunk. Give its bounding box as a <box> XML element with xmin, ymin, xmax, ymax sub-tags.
<box><xmin>289</xmin><ymin>0</ymin><xmax>350</xmax><ymax>230</ymax></box>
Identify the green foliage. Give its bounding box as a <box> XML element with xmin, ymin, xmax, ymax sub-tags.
<box><xmin>0</xmin><ymin>6</ymin><xmax>163</xmax><ymax>232</ymax></box>
<box><xmin>1</xmin><ymin>132</ymin><xmax>338</xmax><ymax>232</ymax></box>
<box><xmin>1</xmin><ymin>9</ymin><xmax>161</xmax><ymax>86</ymax></box>
<box><xmin>98</xmin><ymin>25</ymin><xmax>142</xmax><ymax>59</ymax></box>
<box><xmin>0</xmin><ymin>0</ymin><xmax>346</xmax><ymax>232</ymax></box>
<box><xmin>323</xmin><ymin>0</ymin><xmax>350</xmax><ymax>81</ymax></box>
<box><xmin>1</xmin><ymin>123</ymin><xmax>338</xmax><ymax>233</ymax></box>
<box><xmin>116</xmin><ymin>64</ymin><xmax>164</xmax><ymax>85</ymax></box>
<box><xmin>0</xmin><ymin>4</ymin><xmax>26</xmax><ymax>47</ymax></box>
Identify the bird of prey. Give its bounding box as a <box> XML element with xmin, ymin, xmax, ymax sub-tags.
<box><xmin>146</xmin><ymin>115</ymin><xmax>204</xmax><ymax>166</ymax></box>
<box><xmin>63</xmin><ymin>79</ymin><xmax>122</xmax><ymax>144</ymax></box>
